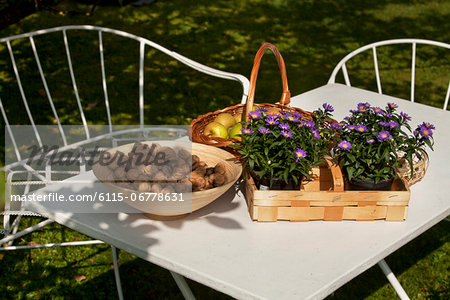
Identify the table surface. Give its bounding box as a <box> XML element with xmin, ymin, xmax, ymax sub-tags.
<box><xmin>27</xmin><ymin>84</ymin><xmax>450</xmax><ymax>300</ymax></box>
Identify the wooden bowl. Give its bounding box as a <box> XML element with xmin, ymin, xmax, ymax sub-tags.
<box><xmin>92</xmin><ymin>141</ymin><xmax>242</xmax><ymax>220</ymax></box>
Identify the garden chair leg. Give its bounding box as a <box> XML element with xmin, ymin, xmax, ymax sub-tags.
<box><xmin>378</xmin><ymin>259</ymin><xmax>410</xmax><ymax>300</ymax></box>
<box><xmin>111</xmin><ymin>246</ymin><xmax>124</xmax><ymax>300</ymax></box>
<box><xmin>170</xmin><ymin>271</ymin><xmax>196</xmax><ymax>300</ymax></box>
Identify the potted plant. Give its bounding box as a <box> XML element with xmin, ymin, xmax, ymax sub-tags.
<box><xmin>332</xmin><ymin>102</ymin><xmax>435</xmax><ymax>190</ymax></box>
<box><xmin>236</xmin><ymin>103</ymin><xmax>335</xmax><ymax>190</ymax></box>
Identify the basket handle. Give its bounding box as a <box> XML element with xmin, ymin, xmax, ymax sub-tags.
<box><xmin>245</xmin><ymin>43</ymin><xmax>291</xmax><ymax>121</ymax></box>
<box><xmin>324</xmin><ymin>157</ymin><xmax>344</xmax><ymax>192</ymax></box>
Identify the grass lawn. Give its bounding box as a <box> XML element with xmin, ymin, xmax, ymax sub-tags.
<box><xmin>1</xmin><ymin>0</ymin><xmax>449</xmax><ymax>299</ymax></box>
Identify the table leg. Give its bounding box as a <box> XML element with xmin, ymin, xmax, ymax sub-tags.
<box><xmin>111</xmin><ymin>245</ymin><xmax>124</xmax><ymax>300</ymax></box>
<box><xmin>170</xmin><ymin>271</ymin><xmax>196</xmax><ymax>300</ymax></box>
<box><xmin>378</xmin><ymin>259</ymin><xmax>410</xmax><ymax>300</ymax></box>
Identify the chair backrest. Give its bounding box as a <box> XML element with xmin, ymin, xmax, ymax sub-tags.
<box><xmin>328</xmin><ymin>39</ymin><xmax>450</xmax><ymax>110</ymax></box>
<box><xmin>0</xmin><ymin>25</ymin><xmax>249</xmax><ymax>170</ymax></box>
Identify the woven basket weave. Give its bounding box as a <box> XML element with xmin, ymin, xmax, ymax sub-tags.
<box><xmin>191</xmin><ymin>43</ymin><xmax>314</xmax><ymax>156</ymax></box>
<box><xmin>397</xmin><ymin>150</ymin><xmax>429</xmax><ymax>186</ymax></box>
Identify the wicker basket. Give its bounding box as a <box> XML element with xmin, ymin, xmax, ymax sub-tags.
<box><xmin>397</xmin><ymin>149</ymin><xmax>429</xmax><ymax>186</ymax></box>
<box><xmin>190</xmin><ymin>43</ymin><xmax>314</xmax><ymax>156</ymax></box>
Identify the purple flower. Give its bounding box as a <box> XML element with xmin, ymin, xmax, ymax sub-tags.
<box><xmin>344</xmin><ymin>116</ymin><xmax>353</xmax><ymax>120</ymax></box>
<box><xmin>386</xmin><ymin>102</ymin><xmax>398</xmax><ymax>110</ymax></box>
<box><xmin>258</xmin><ymin>128</ymin><xmax>271</xmax><ymax>135</ymax></box>
<box><xmin>278</xmin><ymin>123</ymin><xmax>290</xmax><ymax>131</ymax></box>
<box><xmin>367</xmin><ymin>138</ymin><xmax>375</xmax><ymax>144</ymax></box>
<box><xmin>357</xmin><ymin>102</ymin><xmax>370</xmax><ymax>112</ymax></box>
<box><xmin>267</xmin><ymin>113</ymin><xmax>282</xmax><ymax>119</ymax></box>
<box><xmin>382</xmin><ymin>112</ymin><xmax>392</xmax><ymax>118</ymax></box>
<box><xmin>331</xmin><ymin>122</ymin><xmax>344</xmax><ymax>130</ymax></box>
<box><xmin>292</xmin><ymin>112</ymin><xmax>303</xmax><ymax>119</ymax></box>
<box><xmin>302</xmin><ymin>120</ymin><xmax>315</xmax><ymax>128</ymax></box>
<box><xmin>377</xmin><ymin>131</ymin><xmax>392</xmax><ymax>142</ymax></box>
<box><xmin>400</xmin><ymin>112</ymin><xmax>412</xmax><ymax>122</ymax></box>
<box><xmin>312</xmin><ymin>129</ymin><xmax>321</xmax><ymax>139</ymax></box>
<box><xmin>255</xmin><ymin>107</ymin><xmax>268</xmax><ymax>113</ymax></box>
<box><xmin>265</xmin><ymin>116</ymin><xmax>279</xmax><ymax>126</ymax></box>
<box><xmin>294</xmin><ymin>148</ymin><xmax>307</xmax><ymax>162</ymax></box>
<box><xmin>248</xmin><ymin>110</ymin><xmax>261</xmax><ymax>120</ymax></box>
<box><xmin>355</xmin><ymin>125</ymin><xmax>367</xmax><ymax>133</ymax></box>
<box><xmin>420</xmin><ymin>127</ymin><xmax>433</xmax><ymax>138</ymax></box>
<box><xmin>285</xmin><ymin>114</ymin><xmax>300</xmax><ymax>123</ymax></box>
<box><xmin>241</xmin><ymin>128</ymin><xmax>253</xmax><ymax>135</ymax></box>
<box><xmin>281</xmin><ymin>130</ymin><xmax>293</xmax><ymax>138</ymax></box>
<box><xmin>379</xmin><ymin>121</ymin><xmax>389</xmax><ymax>127</ymax></box>
<box><xmin>372</xmin><ymin>107</ymin><xmax>383</xmax><ymax>114</ymax></box>
<box><xmin>421</xmin><ymin>122</ymin><xmax>435</xmax><ymax>130</ymax></box>
<box><xmin>387</xmin><ymin>121</ymin><xmax>398</xmax><ymax>129</ymax></box>
<box><xmin>322</xmin><ymin>103</ymin><xmax>334</xmax><ymax>112</ymax></box>
<box><xmin>338</xmin><ymin>140</ymin><xmax>352</xmax><ymax>151</ymax></box>
<box><xmin>347</xmin><ymin>125</ymin><xmax>356</xmax><ymax>131</ymax></box>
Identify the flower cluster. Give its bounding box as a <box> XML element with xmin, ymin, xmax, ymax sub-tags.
<box><xmin>237</xmin><ymin>104</ymin><xmax>335</xmax><ymax>187</ymax></box>
<box><xmin>333</xmin><ymin>102</ymin><xmax>435</xmax><ymax>182</ymax></box>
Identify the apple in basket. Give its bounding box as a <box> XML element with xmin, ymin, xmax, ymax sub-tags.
<box><xmin>204</xmin><ymin>112</ymin><xmax>237</xmax><ymax>139</ymax></box>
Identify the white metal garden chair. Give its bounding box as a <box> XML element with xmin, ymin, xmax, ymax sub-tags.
<box><xmin>0</xmin><ymin>25</ymin><xmax>249</xmax><ymax>299</ymax></box>
<box><xmin>329</xmin><ymin>38</ymin><xmax>450</xmax><ymax>300</ymax></box>
<box><xmin>329</xmin><ymin>39</ymin><xmax>450</xmax><ymax>110</ymax></box>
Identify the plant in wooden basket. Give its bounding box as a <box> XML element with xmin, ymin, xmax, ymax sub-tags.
<box><xmin>236</xmin><ymin>103</ymin><xmax>335</xmax><ymax>189</ymax></box>
<box><xmin>332</xmin><ymin>102</ymin><xmax>435</xmax><ymax>190</ymax></box>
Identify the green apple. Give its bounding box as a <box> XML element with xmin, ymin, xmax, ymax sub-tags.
<box><xmin>229</xmin><ymin>123</ymin><xmax>243</xmax><ymax>141</ymax></box>
<box><xmin>204</xmin><ymin>121</ymin><xmax>228</xmax><ymax>138</ymax></box>
<box><xmin>214</xmin><ymin>113</ymin><xmax>236</xmax><ymax>130</ymax></box>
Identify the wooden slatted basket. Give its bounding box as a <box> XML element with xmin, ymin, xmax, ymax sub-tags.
<box><xmin>244</xmin><ymin>158</ymin><xmax>411</xmax><ymax>222</ymax></box>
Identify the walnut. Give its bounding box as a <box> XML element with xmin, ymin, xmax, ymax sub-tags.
<box><xmin>192</xmin><ymin>155</ymin><xmax>200</xmax><ymax>164</ymax></box>
<box><xmin>127</xmin><ymin>168</ymin><xmax>143</xmax><ymax>181</ymax></box>
<box><xmin>213</xmin><ymin>174</ymin><xmax>226</xmax><ymax>187</ymax></box>
<box><xmin>114</xmin><ymin>167</ymin><xmax>127</xmax><ymax>180</ymax></box>
<box><xmin>160</xmin><ymin>165</ymin><xmax>173</xmax><ymax>178</ymax></box>
<box><xmin>158</xmin><ymin>146</ymin><xmax>177</xmax><ymax>161</ymax></box>
<box><xmin>142</xmin><ymin>164</ymin><xmax>158</xmax><ymax>177</ymax></box>
<box><xmin>191</xmin><ymin>176</ymin><xmax>206</xmax><ymax>191</ymax></box>
<box><xmin>161</xmin><ymin>186</ymin><xmax>175</xmax><ymax>194</ymax></box>
<box><xmin>100</xmin><ymin>167</ymin><xmax>115</xmax><ymax>182</ymax></box>
<box><xmin>205</xmin><ymin>167</ymin><xmax>215</xmax><ymax>176</ymax></box>
<box><xmin>138</xmin><ymin>182</ymin><xmax>152</xmax><ymax>192</ymax></box>
<box><xmin>172</xmin><ymin>166</ymin><xmax>188</xmax><ymax>180</ymax></box>
<box><xmin>151</xmin><ymin>183</ymin><xmax>163</xmax><ymax>193</ymax></box>
<box><xmin>214</xmin><ymin>162</ymin><xmax>227</xmax><ymax>175</ymax></box>
<box><xmin>193</xmin><ymin>166</ymin><xmax>206</xmax><ymax>177</ymax></box>
<box><xmin>177</xmin><ymin>148</ymin><xmax>191</xmax><ymax>161</ymax></box>
<box><xmin>152</xmin><ymin>171</ymin><xmax>166</xmax><ymax>181</ymax></box>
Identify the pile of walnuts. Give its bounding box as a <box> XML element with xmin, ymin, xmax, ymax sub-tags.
<box><xmin>98</xmin><ymin>142</ymin><xmax>227</xmax><ymax>192</ymax></box>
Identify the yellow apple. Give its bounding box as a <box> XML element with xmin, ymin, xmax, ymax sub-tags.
<box><xmin>214</xmin><ymin>113</ymin><xmax>236</xmax><ymax>130</ymax></box>
<box><xmin>233</xmin><ymin>112</ymin><xmax>243</xmax><ymax>123</ymax></box>
<box><xmin>267</xmin><ymin>107</ymin><xmax>283</xmax><ymax>118</ymax></box>
<box><xmin>228</xmin><ymin>123</ymin><xmax>243</xmax><ymax>141</ymax></box>
<box><xmin>204</xmin><ymin>121</ymin><xmax>228</xmax><ymax>138</ymax></box>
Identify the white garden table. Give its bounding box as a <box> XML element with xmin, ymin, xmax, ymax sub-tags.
<box><xmin>24</xmin><ymin>84</ymin><xmax>450</xmax><ymax>299</ymax></box>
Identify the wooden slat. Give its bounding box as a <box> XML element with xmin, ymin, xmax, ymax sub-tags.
<box><xmin>343</xmin><ymin>206</ymin><xmax>387</xmax><ymax>220</ymax></box>
<box><xmin>253</xmin><ymin>190</ymin><xmax>409</xmax><ymax>203</ymax></box>
<box><xmin>257</xmin><ymin>207</ymin><xmax>278</xmax><ymax>222</ymax></box>
<box><xmin>386</xmin><ymin>206</ymin><xmax>408</xmax><ymax>221</ymax></box>
<box><xmin>324</xmin><ymin>207</ymin><xmax>344</xmax><ymax>221</ymax></box>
